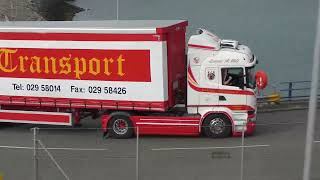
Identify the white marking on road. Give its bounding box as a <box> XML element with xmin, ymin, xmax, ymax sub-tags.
<box><xmin>151</xmin><ymin>144</ymin><xmax>271</xmax><ymax>151</ymax></box>
<box><xmin>314</xmin><ymin>140</ymin><xmax>320</xmax><ymax>143</ymax></box>
<box><xmin>0</xmin><ymin>145</ymin><xmax>108</xmax><ymax>151</ymax></box>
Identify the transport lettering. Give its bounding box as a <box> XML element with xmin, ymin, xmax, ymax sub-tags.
<box><xmin>0</xmin><ymin>48</ymin><xmax>126</xmax><ymax>80</ymax></box>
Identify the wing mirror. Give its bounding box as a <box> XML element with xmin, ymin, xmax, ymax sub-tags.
<box><xmin>255</xmin><ymin>70</ymin><xmax>268</xmax><ymax>90</ymax></box>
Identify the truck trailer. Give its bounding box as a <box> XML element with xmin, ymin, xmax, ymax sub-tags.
<box><xmin>0</xmin><ymin>20</ymin><xmax>267</xmax><ymax>138</ymax></box>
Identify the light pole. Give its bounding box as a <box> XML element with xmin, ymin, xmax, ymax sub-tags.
<box><xmin>302</xmin><ymin>1</ymin><xmax>320</xmax><ymax>180</ymax></box>
<box><xmin>116</xmin><ymin>0</ymin><xmax>119</xmax><ymax>20</ymax></box>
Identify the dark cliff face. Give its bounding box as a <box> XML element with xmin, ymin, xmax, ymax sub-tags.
<box><xmin>32</xmin><ymin>0</ymin><xmax>83</xmax><ymax>20</ymax></box>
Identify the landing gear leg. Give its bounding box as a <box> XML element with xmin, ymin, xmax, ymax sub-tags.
<box><xmin>73</xmin><ymin>110</ymin><xmax>82</xmax><ymax>127</ymax></box>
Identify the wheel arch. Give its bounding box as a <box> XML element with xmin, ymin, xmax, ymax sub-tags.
<box><xmin>199</xmin><ymin>108</ymin><xmax>235</xmax><ymax>133</ymax></box>
<box><xmin>101</xmin><ymin>111</ymin><xmax>134</xmax><ymax>134</ymax></box>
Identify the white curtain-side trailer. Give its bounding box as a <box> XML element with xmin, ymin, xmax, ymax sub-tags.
<box><xmin>0</xmin><ymin>20</ymin><xmax>267</xmax><ymax>138</ymax></box>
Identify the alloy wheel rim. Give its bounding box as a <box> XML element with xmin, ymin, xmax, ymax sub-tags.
<box><xmin>113</xmin><ymin>119</ymin><xmax>129</xmax><ymax>135</ymax></box>
<box><xmin>209</xmin><ymin>118</ymin><xmax>226</xmax><ymax>134</ymax></box>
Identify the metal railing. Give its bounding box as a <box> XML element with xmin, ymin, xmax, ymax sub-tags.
<box><xmin>279</xmin><ymin>81</ymin><xmax>320</xmax><ymax>101</ymax></box>
<box><xmin>257</xmin><ymin>80</ymin><xmax>320</xmax><ymax>103</ymax></box>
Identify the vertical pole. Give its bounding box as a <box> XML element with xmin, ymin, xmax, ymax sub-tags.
<box><xmin>240</xmin><ymin>127</ymin><xmax>245</xmax><ymax>180</ymax></box>
<box><xmin>302</xmin><ymin>0</ymin><xmax>320</xmax><ymax>179</ymax></box>
<box><xmin>33</xmin><ymin>127</ymin><xmax>38</xmax><ymax>180</ymax></box>
<box><xmin>116</xmin><ymin>0</ymin><xmax>119</xmax><ymax>20</ymax></box>
<box><xmin>136</xmin><ymin>126</ymin><xmax>139</xmax><ymax>180</ymax></box>
<box><xmin>288</xmin><ymin>82</ymin><xmax>293</xmax><ymax>101</ymax></box>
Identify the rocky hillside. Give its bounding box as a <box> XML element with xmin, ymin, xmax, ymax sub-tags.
<box><xmin>0</xmin><ymin>0</ymin><xmax>43</xmax><ymax>21</ymax></box>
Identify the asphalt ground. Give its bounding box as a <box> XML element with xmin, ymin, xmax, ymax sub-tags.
<box><xmin>0</xmin><ymin>109</ymin><xmax>319</xmax><ymax>180</ymax></box>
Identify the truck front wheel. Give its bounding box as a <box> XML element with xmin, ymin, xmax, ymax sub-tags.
<box><xmin>109</xmin><ymin>115</ymin><xmax>134</xmax><ymax>139</ymax></box>
<box><xmin>202</xmin><ymin>114</ymin><xmax>232</xmax><ymax>138</ymax></box>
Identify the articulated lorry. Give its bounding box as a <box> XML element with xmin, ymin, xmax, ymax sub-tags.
<box><xmin>0</xmin><ymin>20</ymin><xmax>267</xmax><ymax>138</ymax></box>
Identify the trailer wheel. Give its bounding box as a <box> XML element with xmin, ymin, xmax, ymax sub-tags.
<box><xmin>202</xmin><ymin>114</ymin><xmax>231</xmax><ymax>138</ymax></box>
<box><xmin>109</xmin><ymin>115</ymin><xmax>134</xmax><ymax>139</ymax></box>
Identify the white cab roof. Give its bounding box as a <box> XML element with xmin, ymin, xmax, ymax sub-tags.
<box><xmin>0</xmin><ymin>20</ymin><xmax>187</xmax><ymax>34</ymax></box>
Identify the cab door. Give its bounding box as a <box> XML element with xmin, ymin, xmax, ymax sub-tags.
<box><xmin>218</xmin><ymin>67</ymin><xmax>247</xmax><ymax>106</ymax></box>
<box><xmin>199</xmin><ymin>66</ymin><xmax>219</xmax><ymax>106</ymax></box>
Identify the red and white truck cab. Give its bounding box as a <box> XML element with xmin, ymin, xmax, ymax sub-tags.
<box><xmin>0</xmin><ymin>20</ymin><xmax>267</xmax><ymax>138</ymax></box>
<box><xmin>186</xmin><ymin>29</ymin><xmax>260</xmax><ymax>137</ymax></box>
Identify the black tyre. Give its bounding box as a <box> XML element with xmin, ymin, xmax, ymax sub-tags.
<box><xmin>202</xmin><ymin>114</ymin><xmax>232</xmax><ymax>138</ymax></box>
<box><xmin>108</xmin><ymin>115</ymin><xmax>134</xmax><ymax>138</ymax></box>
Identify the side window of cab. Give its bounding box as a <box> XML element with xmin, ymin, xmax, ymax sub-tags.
<box><xmin>221</xmin><ymin>67</ymin><xmax>245</xmax><ymax>88</ymax></box>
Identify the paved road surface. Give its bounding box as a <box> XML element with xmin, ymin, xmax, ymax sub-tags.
<box><xmin>0</xmin><ymin>109</ymin><xmax>319</xmax><ymax>180</ymax></box>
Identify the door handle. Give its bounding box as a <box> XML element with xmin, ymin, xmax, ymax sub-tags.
<box><xmin>219</xmin><ymin>96</ymin><xmax>226</xmax><ymax>101</ymax></box>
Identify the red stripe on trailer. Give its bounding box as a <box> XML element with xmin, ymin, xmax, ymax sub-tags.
<box><xmin>188</xmin><ymin>44</ymin><xmax>216</xmax><ymax>50</ymax></box>
<box><xmin>188</xmin><ymin>81</ymin><xmax>255</xmax><ymax>96</ymax></box>
<box><xmin>135</xmin><ymin>125</ymin><xmax>199</xmax><ymax>136</ymax></box>
<box><xmin>0</xmin><ymin>110</ymin><xmax>71</xmax><ymax>125</ymax></box>
<box><xmin>0</xmin><ymin>21</ymin><xmax>188</xmax><ymax>41</ymax></box>
<box><xmin>131</xmin><ymin>115</ymin><xmax>200</xmax><ymax>136</ymax></box>
<box><xmin>0</xmin><ymin>32</ymin><xmax>167</xmax><ymax>41</ymax></box>
<box><xmin>135</xmin><ymin>116</ymin><xmax>201</xmax><ymax>123</ymax></box>
<box><xmin>0</xmin><ymin>95</ymin><xmax>169</xmax><ymax>112</ymax></box>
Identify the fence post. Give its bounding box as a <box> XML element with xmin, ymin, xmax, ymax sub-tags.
<box><xmin>136</xmin><ymin>126</ymin><xmax>139</xmax><ymax>180</ymax></box>
<box><xmin>288</xmin><ymin>82</ymin><xmax>293</xmax><ymax>101</ymax></box>
<box><xmin>32</xmin><ymin>127</ymin><xmax>39</xmax><ymax>180</ymax></box>
<box><xmin>240</xmin><ymin>126</ymin><xmax>245</xmax><ymax>180</ymax></box>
